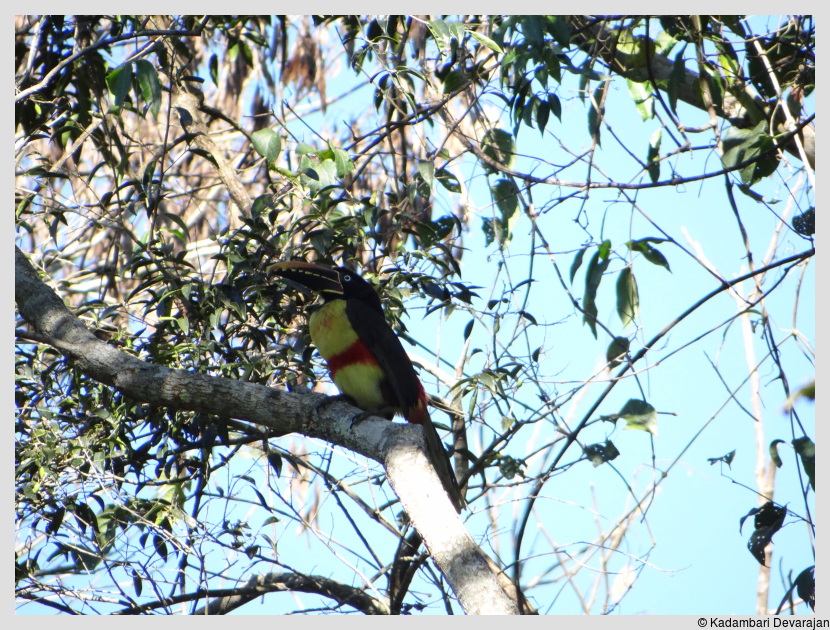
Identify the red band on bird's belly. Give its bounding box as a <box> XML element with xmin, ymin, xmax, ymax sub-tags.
<box><xmin>326</xmin><ymin>340</ymin><xmax>379</xmax><ymax>376</ymax></box>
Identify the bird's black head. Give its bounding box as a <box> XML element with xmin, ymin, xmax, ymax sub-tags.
<box><xmin>270</xmin><ymin>261</ymin><xmax>384</xmax><ymax>314</ymax></box>
<box><xmin>332</xmin><ymin>267</ymin><xmax>382</xmax><ymax>309</ymax></box>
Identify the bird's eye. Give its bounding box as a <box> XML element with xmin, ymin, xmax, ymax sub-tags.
<box><xmin>342</xmin><ymin>274</ymin><xmax>352</xmax><ymax>282</ymax></box>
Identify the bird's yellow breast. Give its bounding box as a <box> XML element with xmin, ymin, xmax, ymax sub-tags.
<box><xmin>308</xmin><ymin>300</ymin><xmax>358</xmax><ymax>359</ymax></box>
<box><xmin>308</xmin><ymin>300</ymin><xmax>387</xmax><ymax>410</ymax></box>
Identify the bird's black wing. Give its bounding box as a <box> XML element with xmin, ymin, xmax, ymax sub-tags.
<box><xmin>344</xmin><ymin>298</ymin><xmax>421</xmax><ymax>412</ymax></box>
<box><xmin>346</xmin><ymin>298</ymin><xmax>466</xmax><ymax>512</ymax></box>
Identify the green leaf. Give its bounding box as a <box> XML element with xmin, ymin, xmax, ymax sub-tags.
<box><xmin>716</xmin><ymin>39</ymin><xmax>741</xmax><ymax>80</ymax></box>
<box><xmin>105</xmin><ymin>62</ymin><xmax>133</xmax><ymax>108</ymax></box>
<box><xmin>469</xmin><ymin>29</ymin><xmax>503</xmax><ymax>54</ymax></box>
<box><xmin>209</xmin><ymin>54</ymin><xmax>219</xmax><ymax>86</ymax></box>
<box><xmin>547</xmin><ymin>94</ymin><xmax>562</xmax><ymax>120</ymax></box>
<box><xmin>627</xmin><ymin>238</ymin><xmax>671</xmax><ymax>271</ymax></box>
<box><xmin>435</xmin><ymin>167</ymin><xmax>461</xmax><ymax>193</ymax></box>
<box><xmin>46</xmin><ymin>507</ymin><xmax>66</xmax><ymax>535</ymax></box>
<box><xmin>489</xmin><ymin>179</ymin><xmax>520</xmax><ymax>249</ymax></box>
<box><xmin>519</xmin><ymin>310</ymin><xmax>537</xmax><ymax>326</ymax></box>
<box><xmin>497</xmin><ymin>454</ymin><xmax>524</xmax><ymax>479</ymax></box>
<box><xmin>696</xmin><ymin>68</ymin><xmax>724</xmax><ymax>113</ymax></box>
<box><xmin>606</xmin><ymin>336</ymin><xmax>630</xmax><ymax>368</ymax></box>
<box><xmin>251</xmin><ymin>128</ymin><xmax>282</xmax><ymax>165</ymax></box>
<box><xmin>416</xmin><ymin>218</ymin><xmax>454</xmax><ymax>249</ymax></box>
<box><xmin>442</xmin><ymin>69</ymin><xmax>464</xmax><ymax>94</ymax></box>
<box><xmin>769</xmin><ymin>439</ymin><xmax>785</xmax><ymax>468</ymax></box>
<box><xmin>536</xmin><ymin>99</ymin><xmax>550</xmax><ymax>135</ymax></box>
<box><xmin>583</xmin><ymin>244</ymin><xmax>611</xmax><ymax>338</ymax></box>
<box><xmin>597</xmin><ymin>238</ymin><xmax>612</xmax><ymax>260</ymax></box>
<box><xmin>570</xmin><ymin>247</ymin><xmax>587</xmax><ymax>284</ymax></box>
<box><xmin>176</xmin><ymin>316</ymin><xmax>190</xmax><ymax>335</ymax></box>
<box><xmin>153</xmin><ymin>534</ymin><xmax>168</xmax><ymax>561</ymax></box>
<box><xmin>427</xmin><ymin>19</ymin><xmax>452</xmax><ymax>50</ymax></box>
<box><xmin>667</xmin><ymin>45</ymin><xmax>687</xmax><ymax>114</ymax></box>
<box><xmin>743</xmin><ymin>502</ymin><xmax>786</xmax><ymax>566</ymax></box>
<box><xmin>647</xmin><ymin>128</ymin><xmax>662</xmax><ymax>183</ymax></box>
<box><xmin>491</xmin><ymin>178</ymin><xmax>519</xmax><ymax>217</ymax></box>
<box><xmin>534</xmin><ymin>64</ymin><xmax>548</xmax><ymax>88</ymax></box>
<box><xmin>266</xmin><ymin>452</ymin><xmax>282</xmax><ymax>478</ymax></box>
<box><xmin>521</xmin><ymin>94</ymin><xmax>536</xmax><ymax>129</ymax></box>
<box><xmin>584</xmin><ymin>440</ymin><xmax>620</xmax><ymax>467</ymax></box>
<box><xmin>482</xmin><ymin>218</ymin><xmax>495</xmax><ymax>247</ymax></box>
<box><xmin>588</xmin><ymin>85</ymin><xmax>604</xmax><ymax>145</ymax></box>
<box><xmin>616</xmin><ymin>267</ymin><xmax>639</xmax><ymax>328</ymax></box>
<box><xmin>619</xmin><ymin>399</ymin><xmax>659</xmax><ymax>435</ymax></box>
<box><xmin>627</xmin><ymin>78</ymin><xmax>654</xmax><ymax>121</ymax></box>
<box><xmin>654</xmin><ymin>30</ymin><xmax>678</xmax><ymax>55</ymax></box>
<box><xmin>239</xmin><ymin>40</ymin><xmax>254</xmax><ymax>67</ymax></box>
<box><xmin>707</xmin><ymin>450</ymin><xmax>736</xmax><ymax>467</ymax></box>
<box><xmin>162</xmin><ymin>211</ymin><xmax>189</xmax><ymax>236</ymax></box>
<box><xmin>418</xmin><ymin>160</ymin><xmax>435</xmax><ymax>189</ymax></box>
<box><xmin>299</xmin><ymin>158</ymin><xmax>338</xmax><ymax>192</ymax></box>
<box><xmin>792</xmin><ymin>436</ymin><xmax>815</xmax><ymax>490</ymax></box>
<box><xmin>333</xmin><ymin>147</ymin><xmax>355</xmax><ymax>177</ymax></box>
<box><xmin>481</xmin><ymin>128</ymin><xmax>516</xmax><ymax>174</ymax></box>
<box><xmin>545</xmin><ymin>16</ymin><xmax>571</xmax><ymax>48</ymax></box>
<box><xmin>131</xmin><ymin>569</ymin><xmax>143</xmax><ymax>597</ymax></box>
<box><xmin>521</xmin><ymin>15</ymin><xmax>544</xmax><ymax>50</ymax></box>
<box><xmin>448</xmin><ymin>22</ymin><xmax>467</xmax><ymax>47</ymax></box>
<box><xmin>791</xmin><ymin>208</ymin><xmax>815</xmax><ymax>236</ymax></box>
<box><xmin>295</xmin><ymin>142</ymin><xmax>316</xmax><ymax>155</ymax></box>
<box><xmin>794</xmin><ymin>566</ymin><xmax>815</xmax><ymax>611</ymax></box>
<box><xmin>135</xmin><ymin>60</ymin><xmax>162</xmax><ymax>118</ymax></box>
<box><xmin>722</xmin><ymin>119</ymin><xmax>778</xmax><ymax>186</ymax></box>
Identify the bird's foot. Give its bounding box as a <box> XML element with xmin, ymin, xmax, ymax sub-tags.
<box><xmin>313</xmin><ymin>394</ymin><xmax>357</xmax><ymax>420</ymax></box>
<box><xmin>349</xmin><ymin>406</ymin><xmax>395</xmax><ymax>429</ymax></box>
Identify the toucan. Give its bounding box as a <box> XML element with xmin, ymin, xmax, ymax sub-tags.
<box><xmin>270</xmin><ymin>261</ymin><xmax>466</xmax><ymax>513</ymax></box>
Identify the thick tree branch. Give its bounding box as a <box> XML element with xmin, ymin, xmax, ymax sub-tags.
<box><xmin>14</xmin><ymin>246</ymin><xmax>518</xmax><ymax>615</ymax></box>
<box><xmin>117</xmin><ymin>572</ymin><xmax>391</xmax><ymax>615</ymax></box>
<box><xmin>193</xmin><ymin>573</ymin><xmax>389</xmax><ymax>615</ymax></box>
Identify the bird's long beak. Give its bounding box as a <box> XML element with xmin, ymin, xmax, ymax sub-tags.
<box><xmin>269</xmin><ymin>261</ymin><xmax>344</xmax><ymax>297</ymax></box>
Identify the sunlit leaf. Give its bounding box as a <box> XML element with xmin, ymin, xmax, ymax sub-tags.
<box><xmin>616</xmin><ymin>267</ymin><xmax>639</xmax><ymax>328</ymax></box>
<box><xmin>135</xmin><ymin>60</ymin><xmax>161</xmax><ymax>117</ymax></box>
<box><xmin>252</xmin><ymin>129</ymin><xmax>282</xmax><ymax>165</ymax></box>
<box><xmin>418</xmin><ymin>160</ymin><xmax>435</xmax><ymax>189</ymax></box>
<box><xmin>469</xmin><ymin>29</ymin><xmax>503</xmax><ymax>54</ymax></box>
<box><xmin>627</xmin><ymin>78</ymin><xmax>653</xmax><ymax>121</ymax></box>
<box><xmin>105</xmin><ymin>62</ymin><xmax>133</xmax><ymax>108</ymax></box>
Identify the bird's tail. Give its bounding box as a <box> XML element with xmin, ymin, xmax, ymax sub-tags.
<box><xmin>409</xmin><ymin>393</ymin><xmax>466</xmax><ymax>513</ymax></box>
